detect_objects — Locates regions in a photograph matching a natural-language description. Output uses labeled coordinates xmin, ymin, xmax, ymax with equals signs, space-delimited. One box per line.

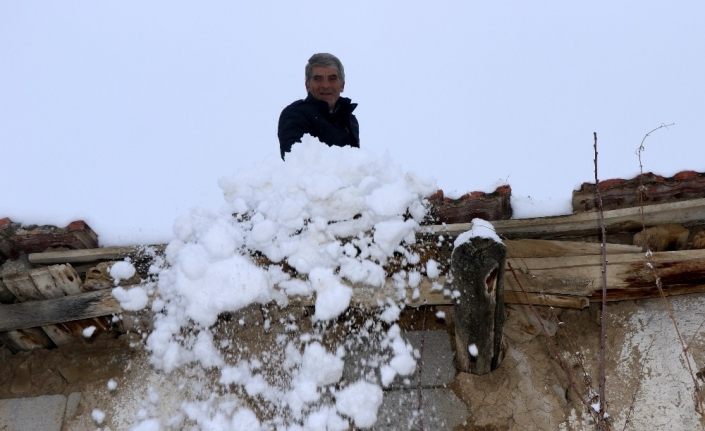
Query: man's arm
xmin=278 ymin=104 xmax=310 ymax=160
xmin=349 ymin=114 xmax=360 ymax=148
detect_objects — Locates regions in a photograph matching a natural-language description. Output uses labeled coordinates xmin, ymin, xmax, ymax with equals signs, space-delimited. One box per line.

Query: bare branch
xmin=635 ymin=123 xmax=703 ymax=416
xmin=594 ymin=132 xmax=610 ymax=429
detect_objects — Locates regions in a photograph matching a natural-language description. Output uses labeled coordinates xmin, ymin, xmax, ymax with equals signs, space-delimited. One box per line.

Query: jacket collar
xmin=305 ymin=93 xmax=357 ymax=114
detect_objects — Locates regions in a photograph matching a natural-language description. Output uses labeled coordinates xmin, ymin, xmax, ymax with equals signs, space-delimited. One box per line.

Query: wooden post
xmin=452 ymin=236 xmax=507 ymax=374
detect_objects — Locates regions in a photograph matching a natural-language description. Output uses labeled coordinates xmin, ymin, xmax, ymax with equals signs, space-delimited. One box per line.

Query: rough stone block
xmin=0 ymin=394 xmax=67 ymax=431
xmin=374 ymin=388 xmax=468 ymax=430
xmin=65 ymin=392 xmax=82 ymax=420
xmin=390 ymin=330 xmax=456 ymax=388
xmin=342 ymin=330 xmax=456 ymax=389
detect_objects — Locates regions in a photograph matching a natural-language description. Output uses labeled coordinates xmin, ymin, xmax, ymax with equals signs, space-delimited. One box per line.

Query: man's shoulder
xmin=281 ymin=98 xmax=305 ymax=111
xmin=281 ymin=98 xmax=317 ymax=117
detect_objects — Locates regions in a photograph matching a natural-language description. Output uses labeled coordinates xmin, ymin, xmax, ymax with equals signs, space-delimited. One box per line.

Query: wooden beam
xmin=0 ymin=275 xmax=595 ymax=333
xmin=505 ymin=249 xmax=705 ymax=297
xmin=22 ymin=198 xmax=705 ymax=267
xmin=425 ymin=198 xmax=705 ymax=239
xmin=26 ymin=238 xmax=641 ymax=274
xmin=589 ymin=284 xmax=705 ymax=302
xmin=0 ymin=263 xmax=114 ymax=347
xmin=504 ymin=239 xmax=641 ymax=258
xmin=28 ymin=245 xmax=164 ymax=265
xmin=0 ymin=289 xmax=120 ymax=332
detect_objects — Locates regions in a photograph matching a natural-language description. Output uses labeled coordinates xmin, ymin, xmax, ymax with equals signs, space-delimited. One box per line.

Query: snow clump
xmin=82 ymin=325 xmax=96 ymax=338
xmin=454 ymin=217 xmax=502 ymax=247
xmin=109 ymin=260 xmax=137 ymax=284
xmin=335 ymin=379 xmax=385 ymax=428
xmin=112 ymin=286 xmax=149 ymax=311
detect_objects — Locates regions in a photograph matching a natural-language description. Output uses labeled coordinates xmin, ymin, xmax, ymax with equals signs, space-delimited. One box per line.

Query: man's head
xmin=305 ymin=53 xmax=345 ymax=110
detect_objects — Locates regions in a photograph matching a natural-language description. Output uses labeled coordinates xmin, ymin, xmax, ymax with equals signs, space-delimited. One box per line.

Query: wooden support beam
xmin=503 ymin=239 xmax=640 ymax=258
xmin=0 ymin=263 xmax=113 ymax=349
xmin=451 ymin=236 xmax=507 ymax=375
xmin=10 ymin=244 xmax=704 ymax=333
xmin=0 ymin=277 xmax=594 ymax=333
xmin=425 ymin=198 xmax=705 ymax=239
xmin=11 ymin=207 xmax=705 ymax=349
xmin=28 ymin=245 xmax=165 ymax=265
xmin=0 ymin=289 xmax=120 ymax=332
xmin=505 ymin=248 xmax=705 ymax=297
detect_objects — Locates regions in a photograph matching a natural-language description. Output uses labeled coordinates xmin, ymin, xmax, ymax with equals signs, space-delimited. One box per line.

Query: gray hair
xmin=305 ymin=53 xmax=345 ymax=83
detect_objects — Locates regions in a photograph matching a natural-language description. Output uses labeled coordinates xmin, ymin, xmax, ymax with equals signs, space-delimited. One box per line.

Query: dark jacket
xmin=278 ymin=94 xmax=359 ymax=159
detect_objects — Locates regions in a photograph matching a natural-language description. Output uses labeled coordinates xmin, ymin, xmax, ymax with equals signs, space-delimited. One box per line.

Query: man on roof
xmin=278 ymin=53 xmax=360 ymax=160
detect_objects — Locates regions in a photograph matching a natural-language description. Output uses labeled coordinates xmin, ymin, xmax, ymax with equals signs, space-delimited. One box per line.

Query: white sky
xmin=1 ymin=1 xmax=704 ymax=245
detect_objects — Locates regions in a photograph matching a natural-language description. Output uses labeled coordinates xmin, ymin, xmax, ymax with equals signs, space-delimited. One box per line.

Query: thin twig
xmin=594 ymin=131 xmax=609 ymax=429
xmin=635 ymin=123 xmax=704 ymax=415
xmin=635 ymin=123 xmax=675 ymax=162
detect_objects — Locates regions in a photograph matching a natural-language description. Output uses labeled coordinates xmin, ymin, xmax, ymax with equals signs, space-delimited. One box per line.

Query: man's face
xmin=306 ymin=66 xmax=344 ymax=110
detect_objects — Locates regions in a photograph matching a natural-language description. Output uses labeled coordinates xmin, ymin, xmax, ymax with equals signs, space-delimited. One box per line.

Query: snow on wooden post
xmin=451 ymin=219 xmax=506 ymax=375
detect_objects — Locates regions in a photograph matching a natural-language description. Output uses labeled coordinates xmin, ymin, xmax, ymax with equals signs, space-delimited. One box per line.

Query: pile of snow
xmin=143 ymin=138 xmax=436 ymax=372
xmin=114 ymin=138 xmax=494 ymax=429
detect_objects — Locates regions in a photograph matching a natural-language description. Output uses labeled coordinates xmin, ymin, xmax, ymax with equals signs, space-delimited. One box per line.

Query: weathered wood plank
xmin=27 ymin=239 xmax=640 ymax=279
xmin=0 ymin=275 xmax=595 ymax=333
xmin=590 ymin=284 xmax=705 ymax=302
xmin=0 ymin=264 xmax=112 ymax=347
xmin=508 ymin=249 xmax=705 ymax=271
xmin=29 ymin=265 xmax=93 ymax=345
xmin=29 ymin=267 xmax=62 ymax=299
xmin=28 ymin=246 xmax=160 ymax=265
xmin=12 ymin=267 xmax=689 ymax=333
xmin=47 ymin=264 xmax=83 ymax=295
xmin=0 ymin=289 xmax=120 ymax=332
xmin=505 ymin=249 xmax=705 ymax=297
xmin=10 ymin=220 xmax=704 ymax=339
xmin=427 ymin=198 xmax=705 ymax=239
xmin=3 ymin=272 xmax=45 ymax=302
xmin=504 ymin=239 xmax=641 ymax=258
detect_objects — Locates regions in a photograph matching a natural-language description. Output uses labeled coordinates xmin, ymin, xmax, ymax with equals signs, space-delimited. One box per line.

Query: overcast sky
xmin=1 ymin=1 xmax=703 ymax=245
